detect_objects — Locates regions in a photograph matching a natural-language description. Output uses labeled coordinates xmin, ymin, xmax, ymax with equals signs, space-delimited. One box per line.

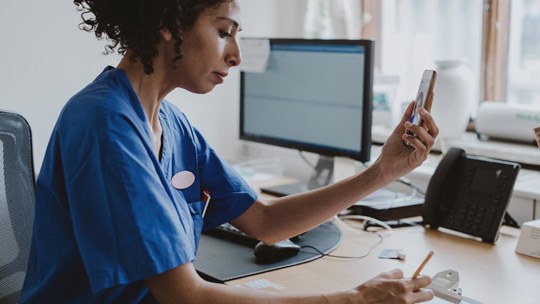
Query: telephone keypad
xmin=442 ymin=166 xmax=516 ymax=242
xmin=422 ymin=148 xmax=520 ymax=244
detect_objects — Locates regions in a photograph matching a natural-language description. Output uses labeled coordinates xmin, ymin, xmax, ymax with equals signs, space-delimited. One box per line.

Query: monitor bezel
xmin=239 ymin=38 xmax=374 ymax=162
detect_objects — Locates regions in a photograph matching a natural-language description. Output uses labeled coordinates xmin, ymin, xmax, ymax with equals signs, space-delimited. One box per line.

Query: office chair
xmin=0 ymin=111 xmax=35 ymax=304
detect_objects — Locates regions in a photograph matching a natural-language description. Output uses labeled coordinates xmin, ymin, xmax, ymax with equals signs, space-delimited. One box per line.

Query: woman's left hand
xmin=376 ymin=101 xmax=439 ymax=181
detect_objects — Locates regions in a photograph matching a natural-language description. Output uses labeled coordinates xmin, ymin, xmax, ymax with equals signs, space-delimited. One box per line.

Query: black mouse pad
xmin=194 ymin=221 xmax=342 ymax=282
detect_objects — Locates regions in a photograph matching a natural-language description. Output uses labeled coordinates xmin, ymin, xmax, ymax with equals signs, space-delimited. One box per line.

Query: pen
xmin=201 ymin=189 xmax=211 ymax=218
xmin=412 ymin=251 xmax=433 ymax=279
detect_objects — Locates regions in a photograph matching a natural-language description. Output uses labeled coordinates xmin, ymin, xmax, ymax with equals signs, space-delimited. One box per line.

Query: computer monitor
xmin=240 ymin=38 xmax=374 ymax=196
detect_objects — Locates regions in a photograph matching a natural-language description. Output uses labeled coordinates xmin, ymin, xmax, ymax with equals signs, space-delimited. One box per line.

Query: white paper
xmin=240 ymin=39 xmax=271 ymax=73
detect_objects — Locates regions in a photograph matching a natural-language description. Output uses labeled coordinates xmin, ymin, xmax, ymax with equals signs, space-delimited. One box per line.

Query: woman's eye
xmin=219 ymin=30 xmax=232 ymax=38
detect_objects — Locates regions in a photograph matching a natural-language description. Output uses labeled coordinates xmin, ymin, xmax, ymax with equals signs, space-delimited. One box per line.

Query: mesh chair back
xmin=0 ymin=111 xmax=35 ymax=304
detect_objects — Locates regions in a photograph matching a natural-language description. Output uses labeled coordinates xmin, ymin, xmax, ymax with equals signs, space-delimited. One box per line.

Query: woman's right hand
xmin=351 ymin=269 xmax=434 ymax=304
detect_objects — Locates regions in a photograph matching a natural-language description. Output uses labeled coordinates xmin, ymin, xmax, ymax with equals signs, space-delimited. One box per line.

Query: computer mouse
xmin=253 ymin=239 xmax=301 ymax=264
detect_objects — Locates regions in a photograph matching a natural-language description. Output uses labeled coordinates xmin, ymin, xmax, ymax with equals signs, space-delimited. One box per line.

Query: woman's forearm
xmin=255 ymin=161 xmax=391 ymax=243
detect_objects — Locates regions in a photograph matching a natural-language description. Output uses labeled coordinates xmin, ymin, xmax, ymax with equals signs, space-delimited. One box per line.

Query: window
xmin=301 ymin=0 xmax=538 ymax=110
xmin=379 ymin=0 xmax=484 ymax=103
xmin=507 ymin=0 xmax=540 ymax=106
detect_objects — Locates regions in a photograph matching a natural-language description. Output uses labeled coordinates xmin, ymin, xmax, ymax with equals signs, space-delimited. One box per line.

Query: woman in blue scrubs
xmin=21 ymin=0 xmax=439 ymax=303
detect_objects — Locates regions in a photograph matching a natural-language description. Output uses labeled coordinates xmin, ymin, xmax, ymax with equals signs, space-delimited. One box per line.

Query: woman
xmin=21 ymin=0 xmax=438 ymax=303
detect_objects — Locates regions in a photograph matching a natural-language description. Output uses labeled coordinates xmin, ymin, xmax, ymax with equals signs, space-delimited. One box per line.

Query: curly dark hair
xmin=74 ymin=0 xmax=233 ymax=74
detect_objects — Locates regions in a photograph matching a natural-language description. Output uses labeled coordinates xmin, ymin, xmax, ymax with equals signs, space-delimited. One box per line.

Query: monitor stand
xmin=260 ymin=155 xmax=334 ymax=197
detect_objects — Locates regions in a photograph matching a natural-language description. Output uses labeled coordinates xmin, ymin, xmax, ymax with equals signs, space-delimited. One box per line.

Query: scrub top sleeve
xmin=64 ymin=113 xmax=195 ymax=293
xmin=191 ymin=128 xmax=258 ymax=230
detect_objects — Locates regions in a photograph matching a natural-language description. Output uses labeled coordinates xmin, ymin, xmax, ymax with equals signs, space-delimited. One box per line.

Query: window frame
xmin=481 ymin=0 xmax=511 ymax=102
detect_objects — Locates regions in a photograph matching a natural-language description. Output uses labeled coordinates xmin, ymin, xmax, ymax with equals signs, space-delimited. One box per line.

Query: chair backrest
xmin=0 ymin=111 xmax=35 ymax=304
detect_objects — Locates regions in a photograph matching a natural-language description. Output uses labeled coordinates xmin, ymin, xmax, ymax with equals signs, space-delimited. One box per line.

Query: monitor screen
xmin=240 ymin=39 xmax=374 ymax=163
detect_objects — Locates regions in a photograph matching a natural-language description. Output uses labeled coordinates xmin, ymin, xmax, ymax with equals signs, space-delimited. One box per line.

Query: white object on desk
xmin=431 ymin=59 xmax=475 ymax=140
xmin=427 ymin=270 xmax=463 ymax=303
xmin=476 ymin=102 xmax=540 ymax=143
xmin=515 ymin=219 xmax=540 ymax=259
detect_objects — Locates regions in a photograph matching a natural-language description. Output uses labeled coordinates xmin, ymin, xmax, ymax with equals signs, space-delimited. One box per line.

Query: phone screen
xmin=409 ymin=70 xmax=436 ymax=126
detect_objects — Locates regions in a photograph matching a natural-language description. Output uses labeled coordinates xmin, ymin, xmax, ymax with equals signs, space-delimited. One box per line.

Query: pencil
xmin=412 ymin=251 xmax=433 ymax=279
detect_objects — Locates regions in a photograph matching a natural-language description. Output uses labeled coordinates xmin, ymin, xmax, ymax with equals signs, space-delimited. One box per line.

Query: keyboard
xmin=205 ymin=223 xmax=260 ymax=247
xmin=205 ymin=223 xmax=303 ymax=247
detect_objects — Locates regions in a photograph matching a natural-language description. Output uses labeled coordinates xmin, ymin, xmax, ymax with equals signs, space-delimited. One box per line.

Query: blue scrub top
xmin=21 ymin=66 xmax=258 ymax=303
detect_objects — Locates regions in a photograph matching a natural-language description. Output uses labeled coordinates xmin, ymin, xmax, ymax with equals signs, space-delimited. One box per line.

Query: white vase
xmin=431 ymin=59 xmax=476 ymax=139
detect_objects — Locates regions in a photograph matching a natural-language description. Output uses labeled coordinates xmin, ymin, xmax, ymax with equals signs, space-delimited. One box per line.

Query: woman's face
xmin=172 ymin=0 xmax=242 ymax=94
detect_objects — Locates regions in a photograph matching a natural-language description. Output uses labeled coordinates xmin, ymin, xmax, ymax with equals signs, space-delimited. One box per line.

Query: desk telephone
xmin=422 ymin=148 xmax=520 ymax=243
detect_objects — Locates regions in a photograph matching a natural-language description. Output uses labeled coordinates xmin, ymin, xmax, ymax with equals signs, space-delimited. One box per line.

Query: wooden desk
xmin=228 ymin=220 xmax=540 ymax=303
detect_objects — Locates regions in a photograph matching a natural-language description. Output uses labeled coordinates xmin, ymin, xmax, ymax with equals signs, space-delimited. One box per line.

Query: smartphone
xmin=408 ymin=70 xmax=437 ymax=129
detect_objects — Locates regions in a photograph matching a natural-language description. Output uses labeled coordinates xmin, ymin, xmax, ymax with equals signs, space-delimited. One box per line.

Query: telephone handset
xmin=422 ymin=148 xmax=520 ymax=243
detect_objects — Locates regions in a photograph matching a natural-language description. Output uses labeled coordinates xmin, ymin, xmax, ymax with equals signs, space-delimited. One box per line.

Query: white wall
xmin=1 ymin=0 xmax=119 ymax=170
xmin=0 ymin=0 xmax=308 ymax=171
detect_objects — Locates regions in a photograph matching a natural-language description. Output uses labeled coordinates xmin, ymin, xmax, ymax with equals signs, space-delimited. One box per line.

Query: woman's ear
xmin=159 ymin=27 xmax=173 ymax=42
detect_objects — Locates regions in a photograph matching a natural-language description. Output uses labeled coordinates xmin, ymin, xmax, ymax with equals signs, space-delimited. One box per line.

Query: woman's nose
xmin=226 ymin=42 xmax=242 ymax=67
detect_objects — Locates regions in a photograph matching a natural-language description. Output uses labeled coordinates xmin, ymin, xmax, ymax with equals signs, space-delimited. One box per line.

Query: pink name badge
xmin=171 ymin=171 xmax=195 ymax=190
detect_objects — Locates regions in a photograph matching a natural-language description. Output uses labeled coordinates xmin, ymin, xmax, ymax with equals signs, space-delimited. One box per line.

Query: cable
xmin=301 ymin=233 xmax=383 ymax=260
xmin=298 ymin=151 xmax=316 ymax=169
xmin=338 ymin=215 xmax=393 ymax=237
xmin=299 ymin=215 xmax=391 ymax=260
